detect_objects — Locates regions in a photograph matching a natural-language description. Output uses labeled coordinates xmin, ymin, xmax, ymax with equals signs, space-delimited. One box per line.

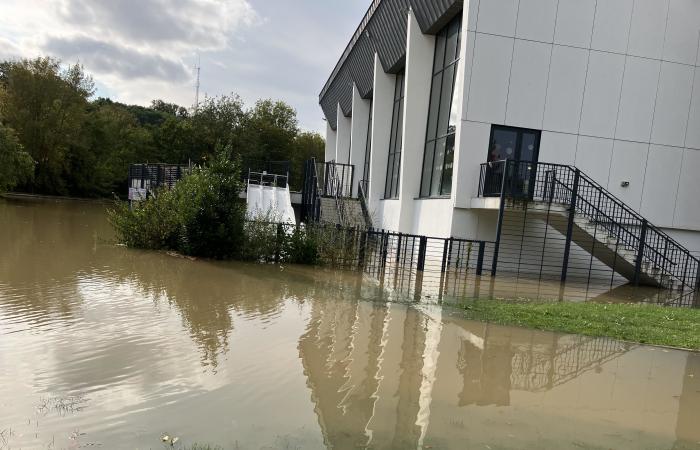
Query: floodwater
xmin=0 ymin=198 xmax=698 ymax=450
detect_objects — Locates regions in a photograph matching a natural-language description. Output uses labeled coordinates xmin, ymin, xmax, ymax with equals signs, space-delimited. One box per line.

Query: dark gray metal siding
xmin=320 ymin=0 xmax=462 ymax=130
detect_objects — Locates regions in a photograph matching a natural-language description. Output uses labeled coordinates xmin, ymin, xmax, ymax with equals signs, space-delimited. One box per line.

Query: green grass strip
xmin=457 ymin=300 xmax=700 ymax=351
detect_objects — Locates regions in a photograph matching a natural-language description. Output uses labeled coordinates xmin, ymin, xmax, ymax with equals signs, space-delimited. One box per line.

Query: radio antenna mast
xmin=194 ymin=54 xmax=201 ymax=112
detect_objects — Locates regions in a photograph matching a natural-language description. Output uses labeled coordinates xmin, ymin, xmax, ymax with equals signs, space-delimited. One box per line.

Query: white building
xmin=318 ymin=0 xmax=700 ymax=288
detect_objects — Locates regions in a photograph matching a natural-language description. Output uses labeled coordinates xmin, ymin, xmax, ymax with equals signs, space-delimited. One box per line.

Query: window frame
xmin=384 ymin=71 xmax=405 ymax=200
xmin=419 ymin=14 xmax=463 ymax=199
xmin=361 ymin=99 xmax=373 ymax=193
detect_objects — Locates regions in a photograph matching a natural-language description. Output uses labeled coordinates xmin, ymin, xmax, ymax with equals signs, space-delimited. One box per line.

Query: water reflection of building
xmin=299 ymin=299 xmax=699 ymax=449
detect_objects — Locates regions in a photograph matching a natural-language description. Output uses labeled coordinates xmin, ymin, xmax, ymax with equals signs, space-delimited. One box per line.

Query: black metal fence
xmin=128 ymin=164 xmax=189 ymax=199
xmin=479 ymin=160 xmax=700 ymax=292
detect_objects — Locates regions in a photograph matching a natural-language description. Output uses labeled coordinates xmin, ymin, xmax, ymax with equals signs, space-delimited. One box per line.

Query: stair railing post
xmin=633 ymin=219 xmax=648 ymax=286
xmin=561 ymin=168 xmax=580 ymax=283
xmin=491 ymin=160 xmax=509 ymax=277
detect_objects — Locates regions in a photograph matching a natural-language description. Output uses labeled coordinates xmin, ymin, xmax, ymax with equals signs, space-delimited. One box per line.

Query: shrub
xmin=108 ymin=152 xmax=246 ymax=259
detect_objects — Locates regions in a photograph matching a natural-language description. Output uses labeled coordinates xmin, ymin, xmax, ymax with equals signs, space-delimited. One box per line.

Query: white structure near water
xmin=320 ymin=0 xmax=700 ymax=257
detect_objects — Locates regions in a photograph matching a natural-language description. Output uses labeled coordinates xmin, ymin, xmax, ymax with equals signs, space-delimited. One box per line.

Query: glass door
xmin=483 ymin=125 xmax=541 ymax=198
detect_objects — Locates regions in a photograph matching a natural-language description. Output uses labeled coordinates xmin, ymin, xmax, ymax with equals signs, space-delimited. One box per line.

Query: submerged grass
xmin=457 ymin=300 xmax=700 ymax=350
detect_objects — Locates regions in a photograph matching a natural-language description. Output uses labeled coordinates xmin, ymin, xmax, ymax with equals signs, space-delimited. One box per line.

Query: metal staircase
xmin=479 ymin=160 xmax=700 ymax=291
xmin=301 ymin=158 xmax=370 ymax=229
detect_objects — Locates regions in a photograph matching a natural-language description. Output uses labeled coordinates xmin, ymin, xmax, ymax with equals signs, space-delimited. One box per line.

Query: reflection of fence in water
xmin=510 ymin=335 xmax=627 ymax=392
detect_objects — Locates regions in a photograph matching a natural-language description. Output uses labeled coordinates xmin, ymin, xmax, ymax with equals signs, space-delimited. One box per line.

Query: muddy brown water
xmin=0 ymin=197 xmax=698 ymax=450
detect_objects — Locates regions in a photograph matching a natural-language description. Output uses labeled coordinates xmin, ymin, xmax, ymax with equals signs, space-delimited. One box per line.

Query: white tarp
xmin=246 ymin=184 xmax=296 ymax=224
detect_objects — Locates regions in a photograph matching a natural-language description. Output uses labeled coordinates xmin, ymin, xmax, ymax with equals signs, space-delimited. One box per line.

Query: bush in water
xmin=108 ymin=152 xmax=246 ymax=259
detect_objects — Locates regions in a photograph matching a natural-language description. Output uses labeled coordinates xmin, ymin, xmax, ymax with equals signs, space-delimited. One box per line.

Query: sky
xmin=0 ymin=0 xmax=369 ymax=134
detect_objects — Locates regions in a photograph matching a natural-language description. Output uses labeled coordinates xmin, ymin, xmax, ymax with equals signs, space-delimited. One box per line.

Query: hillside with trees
xmin=0 ymin=57 xmax=324 ymax=197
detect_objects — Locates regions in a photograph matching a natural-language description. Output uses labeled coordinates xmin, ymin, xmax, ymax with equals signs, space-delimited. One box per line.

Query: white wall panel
xmin=640 ymin=144 xmax=683 ymax=226
xmin=543 ymin=45 xmax=588 ymax=134
xmin=591 ymin=0 xmax=634 ymax=54
xmin=467 ymin=0 xmax=480 ymax=31
xmin=579 ymin=51 xmax=626 ymax=139
xmin=663 ymin=0 xmax=700 ymax=65
xmin=553 ymin=0 xmax=596 ymax=48
xmin=505 ymin=40 xmax=551 ymax=129
xmin=651 ymin=62 xmax=694 ymax=148
xmin=336 ymin=108 xmax=352 ymax=164
xmin=461 ymin=31 xmax=476 ymax=122
xmin=628 ymin=0 xmax=669 ymax=60
xmin=674 ymin=149 xmax=700 ymax=229
xmin=466 ymin=34 xmax=513 ymax=124
xmin=575 ymin=136 xmax=614 ymax=186
xmin=516 ymin=0 xmax=558 ymax=43
xmin=476 ymin=0 xmax=519 ymax=37
xmin=325 ymin=122 xmax=337 ymax=162
xmin=538 ymin=131 xmax=577 ymax=165
xmin=454 ymin=120 xmax=491 ymax=207
xmin=686 ymin=68 xmax=700 ymax=150
xmin=615 ymin=57 xmax=660 ymax=142
xmin=607 ymin=141 xmax=649 ymax=211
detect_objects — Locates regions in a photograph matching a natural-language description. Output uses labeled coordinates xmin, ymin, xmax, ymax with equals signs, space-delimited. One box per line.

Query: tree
xmin=0 ymin=57 xmax=94 ymax=194
xmin=68 ymin=102 xmax=153 ymax=196
xmin=236 ymin=99 xmax=299 ymax=163
xmin=151 ymin=99 xmax=189 ymax=118
xmin=0 ymin=124 xmax=34 ymax=192
xmin=289 ymin=131 xmax=324 ymax=189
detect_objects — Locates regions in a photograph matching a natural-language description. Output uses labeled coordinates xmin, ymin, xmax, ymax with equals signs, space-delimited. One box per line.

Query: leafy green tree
xmin=68 ymin=102 xmax=153 ymax=196
xmin=0 ymin=57 xmax=94 ymax=194
xmin=151 ymin=99 xmax=189 ymax=118
xmin=235 ymin=99 xmax=299 ymax=163
xmin=0 ymin=124 xmax=34 ymax=192
xmin=289 ymin=131 xmax=325 ymax=189
xmin=108 ymin=148 xmax=246 ymax=259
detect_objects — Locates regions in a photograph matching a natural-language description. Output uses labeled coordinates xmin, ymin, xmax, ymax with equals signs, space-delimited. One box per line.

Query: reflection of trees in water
xmin=0 ymin=198 xmax=371 ymax=368
xmin=0 ymin=199 xmax=111 ymax=321
xmin=104 ymin=251 xmax=365 ymax=368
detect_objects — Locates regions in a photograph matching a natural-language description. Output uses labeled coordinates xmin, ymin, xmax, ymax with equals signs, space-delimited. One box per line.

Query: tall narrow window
xmin=420 ymin=15 xmax=462 ymax=198
xmin=361 ymin=99 xmax=373 ymax=195
xmin=385 ymin=71 xmax=405 ymax=199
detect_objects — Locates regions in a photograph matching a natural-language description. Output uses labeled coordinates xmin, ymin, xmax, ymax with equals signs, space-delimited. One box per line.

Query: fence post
xmin=491 ymin=160 xmax=509 ymax=277
xmin=476 ymin=242 xmax=486 ymax=276
xmin=396 ymin=233 xmax=403 ymax=262
xmin=561 ymin=168 xmax=580 ymax=283
xmin=441 ymin=238 xmax=453 ymax=273
xmin=381 ymin=231 xmax=389 ymax=268
xmin=417 ymin=236 xmax=427 ymax=272
xmin=358 ymin=230 xmax=367 ymax=269
xmin=695 ymin=259 xmax=700 ymax=291
xmin=633 ymin=219 xmax=648 ymax=286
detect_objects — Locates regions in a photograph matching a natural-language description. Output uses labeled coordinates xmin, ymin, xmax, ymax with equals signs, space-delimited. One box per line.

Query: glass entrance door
xmin=483 ymin=125 xmax=541 ymax=198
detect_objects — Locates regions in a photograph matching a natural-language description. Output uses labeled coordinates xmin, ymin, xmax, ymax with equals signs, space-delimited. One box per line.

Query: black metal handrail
xmin=358 ymin=181 xmax=373 ymax=229
xmin=478 ymin=160 xmax=699 ymax=291
xmin=326 ymin=161 xmax=348 ymax=226
xmin=301 ymin=158 xmax=321 ymax=222
xmin=317 ymin=161 xmax=355 ymax=198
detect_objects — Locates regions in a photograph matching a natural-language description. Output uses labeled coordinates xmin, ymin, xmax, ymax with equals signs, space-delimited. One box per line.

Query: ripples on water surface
xmin=0 ymin=198 xmax=698 ymax=450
